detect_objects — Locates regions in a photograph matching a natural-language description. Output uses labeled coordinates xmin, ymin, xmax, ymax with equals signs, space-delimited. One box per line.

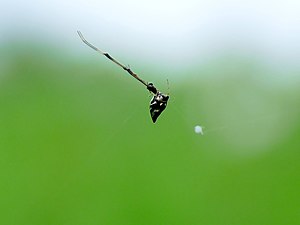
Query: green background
xmin=1 ymin=38 xmax=300 ymax=225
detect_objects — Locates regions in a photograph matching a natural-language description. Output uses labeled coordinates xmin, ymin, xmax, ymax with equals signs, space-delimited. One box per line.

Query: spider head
xmin=146 ymin=82 xmax=158 ymax=94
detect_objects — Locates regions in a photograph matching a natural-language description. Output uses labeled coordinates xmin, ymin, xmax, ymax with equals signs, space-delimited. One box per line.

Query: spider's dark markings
xmin=77 ymin=31 xmax=169 ymax=123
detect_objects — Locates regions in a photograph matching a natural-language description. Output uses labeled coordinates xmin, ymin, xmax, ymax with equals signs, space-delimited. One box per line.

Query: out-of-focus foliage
xmin=0 ymin=44 xmax=299 ymax=225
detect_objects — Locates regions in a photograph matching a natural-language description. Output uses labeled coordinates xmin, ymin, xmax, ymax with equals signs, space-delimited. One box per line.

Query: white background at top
xmin=1 ymin=0 xmax=299 ymax=72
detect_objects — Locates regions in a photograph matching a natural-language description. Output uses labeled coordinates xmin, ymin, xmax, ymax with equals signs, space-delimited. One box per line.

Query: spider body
xmin=149 ymin=92 xmax=169 ymax=123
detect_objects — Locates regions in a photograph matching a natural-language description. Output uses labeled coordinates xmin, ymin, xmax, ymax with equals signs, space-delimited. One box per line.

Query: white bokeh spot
xmin=194 ymin=125 xmax=204 ymax=135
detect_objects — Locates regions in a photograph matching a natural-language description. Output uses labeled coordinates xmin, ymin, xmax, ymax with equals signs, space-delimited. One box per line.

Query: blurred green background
xmin=1 ymin=1 xmax=300 ymax=225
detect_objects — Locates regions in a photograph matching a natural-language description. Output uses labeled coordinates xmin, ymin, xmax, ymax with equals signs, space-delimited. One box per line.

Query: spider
xmin=77 ymin=31 xmax=169 ymax=123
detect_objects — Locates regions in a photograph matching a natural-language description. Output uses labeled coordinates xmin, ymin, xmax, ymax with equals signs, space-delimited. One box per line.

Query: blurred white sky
xmin=1 ymin=0 xmax=299 ymax=73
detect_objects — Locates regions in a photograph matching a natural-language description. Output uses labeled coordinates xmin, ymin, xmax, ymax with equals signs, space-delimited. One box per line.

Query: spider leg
xmin=77 ymin=31 xmax=149 ymax=88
